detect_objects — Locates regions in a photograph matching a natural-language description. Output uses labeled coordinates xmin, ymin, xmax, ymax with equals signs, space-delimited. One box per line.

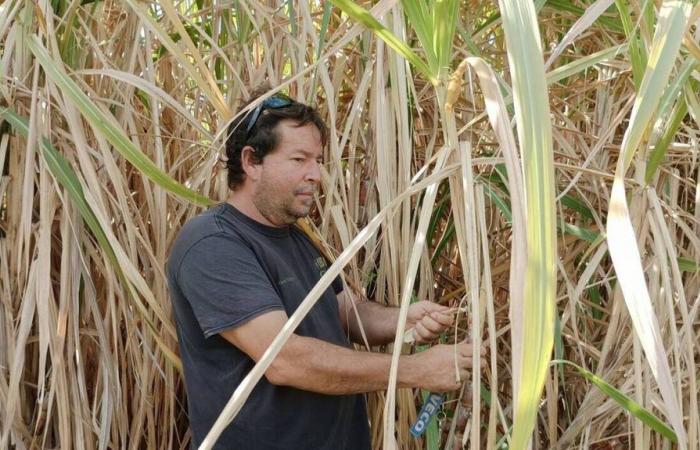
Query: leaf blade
xmin=329 ymin=0 xmax=436 ymax=83
xmin=27 ymin=35 xmax=214 ymax=207
xmin=554 ymin=360 xmax=677 ymax=443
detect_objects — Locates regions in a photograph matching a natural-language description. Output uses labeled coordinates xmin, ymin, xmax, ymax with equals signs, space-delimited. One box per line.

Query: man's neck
xmin=226 ymin=191 xmax=286 ymax=228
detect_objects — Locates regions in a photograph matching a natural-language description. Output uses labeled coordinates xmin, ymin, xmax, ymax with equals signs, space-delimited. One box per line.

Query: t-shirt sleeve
xmin=331 ymin=274 xmax=344 ymax=295
xmin=175 ymin=234 xmax=284 ymax=338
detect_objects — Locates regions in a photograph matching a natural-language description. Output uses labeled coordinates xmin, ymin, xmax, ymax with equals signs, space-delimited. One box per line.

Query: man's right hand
xmin=406 ymin=342 xmax=480 ymax=392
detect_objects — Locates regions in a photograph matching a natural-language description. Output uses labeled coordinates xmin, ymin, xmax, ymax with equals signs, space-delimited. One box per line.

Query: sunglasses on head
xmin=245 ymin=93 xmax=293 ymax=136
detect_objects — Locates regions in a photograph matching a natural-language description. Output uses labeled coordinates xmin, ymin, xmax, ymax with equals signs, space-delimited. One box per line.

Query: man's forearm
xmin=341 ymin=301 xmax=401 ymax=346
xmin=221 ymin=309 xmax=469 ymax=396
xmin=267 ymin=333 xmax=422 ymax=394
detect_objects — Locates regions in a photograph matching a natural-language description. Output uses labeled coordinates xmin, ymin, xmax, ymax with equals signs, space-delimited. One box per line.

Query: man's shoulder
xmin=168 ymin=204 xmax=248 ymax=273
xmin=174 ymin=204 xmax=236 ymax=242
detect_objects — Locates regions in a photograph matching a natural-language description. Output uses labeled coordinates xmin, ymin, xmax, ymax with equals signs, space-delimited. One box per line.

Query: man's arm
xmin=220 ymin=310 xmax=473 ymax=395
xmin=337 ymin=290 xmax=454 ymax=346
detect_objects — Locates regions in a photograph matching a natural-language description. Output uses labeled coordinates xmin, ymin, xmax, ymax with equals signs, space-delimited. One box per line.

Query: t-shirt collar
xmin=221 ymin=203 xmax=291 ymax=237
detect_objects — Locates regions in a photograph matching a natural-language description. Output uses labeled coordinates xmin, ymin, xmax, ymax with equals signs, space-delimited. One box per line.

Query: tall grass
xmin=1 ymin=0 xmax=698 ymax=448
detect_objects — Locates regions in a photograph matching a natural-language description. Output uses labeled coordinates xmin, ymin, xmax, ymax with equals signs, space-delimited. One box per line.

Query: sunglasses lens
xmin=245 ymin=94 xmax=293 ymax=134
xmin=265 ymin=96 xmax=292 ymax=108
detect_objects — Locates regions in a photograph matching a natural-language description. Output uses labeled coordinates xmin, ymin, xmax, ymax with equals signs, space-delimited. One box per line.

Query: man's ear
xmin=240 ymin=146 xmax=262 ymax=181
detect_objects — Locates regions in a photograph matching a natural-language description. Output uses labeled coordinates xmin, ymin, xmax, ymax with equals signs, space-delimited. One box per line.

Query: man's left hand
xmin=406 ymin=301 xmax=454 ymax=344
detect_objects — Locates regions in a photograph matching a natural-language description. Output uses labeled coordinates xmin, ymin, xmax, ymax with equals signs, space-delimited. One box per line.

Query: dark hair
xmin=225 ymin=90 xmax=328 ymax=190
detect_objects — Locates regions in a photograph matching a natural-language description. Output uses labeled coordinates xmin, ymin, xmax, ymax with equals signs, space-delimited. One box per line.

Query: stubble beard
xmin=254 ymin=185 xmax=313 ymax=226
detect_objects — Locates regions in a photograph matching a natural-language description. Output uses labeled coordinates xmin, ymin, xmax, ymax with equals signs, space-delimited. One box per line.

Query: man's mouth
xmin=295 ymin=187 xmax=316 ymax=196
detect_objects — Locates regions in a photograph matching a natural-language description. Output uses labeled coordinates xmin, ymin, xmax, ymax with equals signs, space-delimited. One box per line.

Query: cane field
xmin=1 ymin=0 xmax=699 ymax=449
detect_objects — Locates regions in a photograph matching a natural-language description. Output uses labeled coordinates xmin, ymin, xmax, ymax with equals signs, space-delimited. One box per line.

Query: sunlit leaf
xmin=27 ymin=35 xmax=214 ymax=207
xmin=497 ymin=0 xmax=557 ymax=447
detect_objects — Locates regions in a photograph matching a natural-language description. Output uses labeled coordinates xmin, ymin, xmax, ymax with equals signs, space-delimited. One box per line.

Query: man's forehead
xmin=275 ymin=121 xmax=323 ymax=150
xmin=276 ymin=119 xmax=321 ymax=135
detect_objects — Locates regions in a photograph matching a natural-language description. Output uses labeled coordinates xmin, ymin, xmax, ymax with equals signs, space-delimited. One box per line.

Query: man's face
xmin=251 ymin=120 xmax=323 ymax=226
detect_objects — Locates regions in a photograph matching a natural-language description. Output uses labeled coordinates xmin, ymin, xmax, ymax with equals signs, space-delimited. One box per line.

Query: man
xmin=167 ymin=91 xmax=476 ymax=449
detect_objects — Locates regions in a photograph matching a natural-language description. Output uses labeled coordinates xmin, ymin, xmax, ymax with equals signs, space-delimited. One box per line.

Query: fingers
xmin=455 ymin=342 xmax=472 ymax=356
xmin=420 ymin=344 xmax=481 ymax=391
xmin=429 ymin=311 xmax=453 ymax=327
xmin=408 ymin=301 xmax=448 ymax=323
xmin=413 ymin=323 xmax=436 ymax=344
xmin=422 ymin=302 xmax=450 ymax=314
xmin=450 ymin=365 xmax=469 ymax=389
xmin=455 ymin=342 xmax=487 ymax=368
xmin=457 ymin=352 xmax=473 ymax=369
xmin=424 ymin=314 xmax=450 ymax=333
xmin=437 ymin=343 xmax=488 ymax=391
xmin=413 ymin=312 xmax=453 ymax=343
xmin=414 ymin=321 xmax=443 ymax=343
xmin=457 ymin=366 xmax=469 ymax=382
xmin=457 ymin=340 xmax=488 ymax=355
xmin=444 ymin=375 xmax=465 ymax=392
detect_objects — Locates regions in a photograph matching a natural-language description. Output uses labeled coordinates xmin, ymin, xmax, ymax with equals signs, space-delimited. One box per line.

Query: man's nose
xmin=305 ymin=160 xmax=321 ymax=183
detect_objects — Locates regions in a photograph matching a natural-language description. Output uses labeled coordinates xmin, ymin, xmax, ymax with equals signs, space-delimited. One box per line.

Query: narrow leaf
xmin=677 ymin=257 xmax=699 ymax=273
xmin=329 ymin=0 xmax=436 ymax=83
xmin=27 ymin=35 xmax=213 ymax=207
xmin=497 ymin=1 xmax=557 ymax=449
xmin=122 ymin=0 xmax=229 ymax=116
xmin=553 ymin=360 xmax=677 ymax=443
xmin=606 ymin=2 xmax=692 ymax=447
xmin=544 ymin=0 xmax=615 ymax=70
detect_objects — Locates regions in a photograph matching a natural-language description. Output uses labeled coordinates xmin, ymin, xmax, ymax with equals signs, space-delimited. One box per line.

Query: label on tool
xmin=409 ymin=393 xmax=444 ymax=437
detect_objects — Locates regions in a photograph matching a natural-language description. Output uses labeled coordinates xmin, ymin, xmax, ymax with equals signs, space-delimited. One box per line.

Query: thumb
xmin=424 ymin=302 xmax=449 ymax=313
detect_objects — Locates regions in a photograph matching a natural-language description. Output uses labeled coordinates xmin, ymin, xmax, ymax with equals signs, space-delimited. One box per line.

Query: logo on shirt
xmin=315 ymin=256 xmax=328 ymax=276
xmin=279 ymin=276 xmax=296 ymax=286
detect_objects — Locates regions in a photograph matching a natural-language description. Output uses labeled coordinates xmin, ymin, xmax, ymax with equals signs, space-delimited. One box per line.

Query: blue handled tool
xmin=409 ymin=393 xmax=444 ymax=437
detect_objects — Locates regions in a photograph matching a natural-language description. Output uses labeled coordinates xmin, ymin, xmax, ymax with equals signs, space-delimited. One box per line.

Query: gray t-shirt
xmin=167 ymin=203 xmax=370 ymax=449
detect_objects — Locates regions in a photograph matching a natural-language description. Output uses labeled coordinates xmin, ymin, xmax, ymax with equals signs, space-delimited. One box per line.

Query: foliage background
xmin=0 ymin=0 xmax=698 ymax=448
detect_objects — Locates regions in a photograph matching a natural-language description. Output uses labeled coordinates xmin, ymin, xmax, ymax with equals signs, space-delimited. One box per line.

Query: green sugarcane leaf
xmin=645 ymin=58 xmax=695 ymax=183
xmin=588 ymin=285 xmax=604 ymax=320
xmin=677 ymin=257 xmax=699 ymax=273
xmin=559 ymin=221 xmax=600 ymax=243
xmin=474 ymin=0 xmax=624 ymax=39
xmin=546 ymin=0 xmax=623 ymax=32
xmin=553 ymin=360 xmax=677 ymax=443
xmin=645 ymin=98 xmax=688 ymax=183
xmin=484 ymin=182 xmax=598 ymax=243
xmin=328 ymin=0 xmax=436 ymax=83
xmin=401 ymin=1 xmax=437 ymax=73
xmin=497 ymin=0 xmax=557 ymax=448
xmin=432 ymin=0 xmax=459 ymax=76
xmin=483 ymin=183 xmax=513 ymax=223
xmin=546 ymin=44 xmax=627 ymax=85
xmin=27 ymin=35 xmax=213 ymax=207
xmin=402 ymin=0 xmax=462 ymax=79
xmin=561 ymin=195 xmax=594 ymax=221
xmin=614 ymin=0 xmax=647 ymax=89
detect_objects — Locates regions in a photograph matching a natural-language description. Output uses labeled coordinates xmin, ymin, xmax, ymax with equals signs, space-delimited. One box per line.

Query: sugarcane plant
xmin=1 ymin=0 xmax=698 ymax=449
